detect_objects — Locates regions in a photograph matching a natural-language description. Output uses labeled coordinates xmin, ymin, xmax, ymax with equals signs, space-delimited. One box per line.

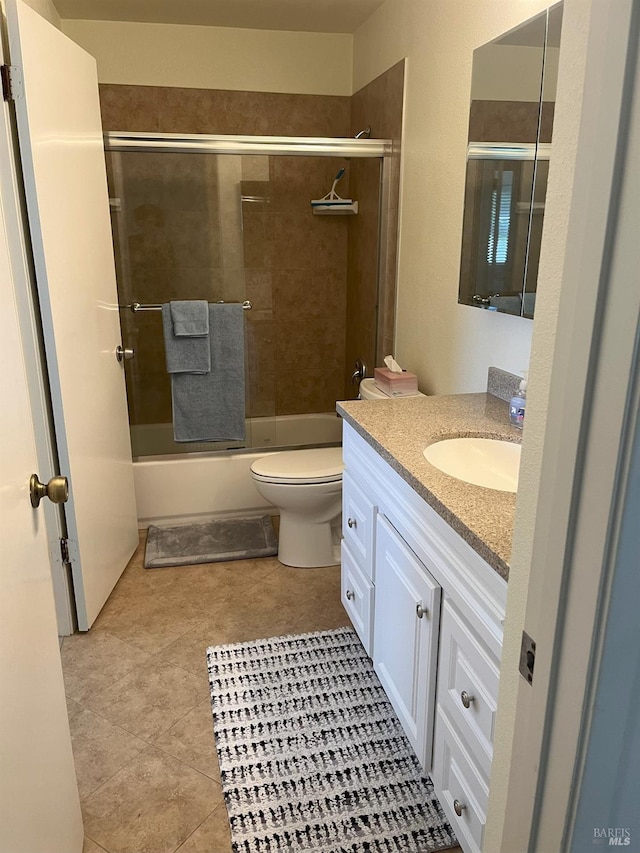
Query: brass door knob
xmin=30 ymin=474 xmax=69 ymax=508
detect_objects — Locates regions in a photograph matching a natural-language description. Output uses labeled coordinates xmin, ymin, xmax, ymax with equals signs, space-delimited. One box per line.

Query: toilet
xmin=358 ymin=377 xmax=426 ymax=400
xmin=251 ymin=380 xmax=424 ymax=569
xmin=250 ymin=447 xmax=344 ymax=568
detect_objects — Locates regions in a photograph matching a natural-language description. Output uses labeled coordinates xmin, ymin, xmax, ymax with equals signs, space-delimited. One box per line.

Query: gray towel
xmin=171 ymin=303 xmax=246 ymax=442
xmin=170 ymin=300 xmax=209 ymax=336
xmin=162 ymin=304 xmax=211 ymax=374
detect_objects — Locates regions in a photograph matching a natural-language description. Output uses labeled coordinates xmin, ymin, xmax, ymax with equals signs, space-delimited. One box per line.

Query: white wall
xmin=61 ymin=19 xmax=353 ymax=95
xmin=23 ymin=0 xmax=60 ymax=28
xmin=352 ymin=0 xmax=560 ymax=394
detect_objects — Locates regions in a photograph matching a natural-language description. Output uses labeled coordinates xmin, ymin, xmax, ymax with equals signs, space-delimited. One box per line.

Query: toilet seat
xmin=250 ymin=447 xmax=343 ymax=485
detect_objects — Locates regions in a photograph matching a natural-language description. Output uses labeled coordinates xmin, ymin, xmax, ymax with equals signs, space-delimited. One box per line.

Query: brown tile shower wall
xmin=101 ymin=85 xmax=351 ymax=421
xmin=346 ymin=60 xmax=404 ymax=399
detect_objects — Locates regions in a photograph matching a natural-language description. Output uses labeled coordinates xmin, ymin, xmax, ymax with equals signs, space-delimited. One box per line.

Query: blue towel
xmin=171 ymin=303 xmax=246 ymax=442
xmin=162 ymin=304 xmax=211 ymax=374
xmin=170 ymin=300 xmax=209 ymax=336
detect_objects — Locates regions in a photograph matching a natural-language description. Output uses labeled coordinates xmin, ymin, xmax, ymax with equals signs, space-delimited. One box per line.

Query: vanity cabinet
xmin=341 ymin=421 xmax=507 ymax=853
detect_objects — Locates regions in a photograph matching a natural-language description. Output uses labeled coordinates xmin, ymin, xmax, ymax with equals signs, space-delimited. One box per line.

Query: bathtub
xmin=132 ymin=412 xmax=343 ymax=527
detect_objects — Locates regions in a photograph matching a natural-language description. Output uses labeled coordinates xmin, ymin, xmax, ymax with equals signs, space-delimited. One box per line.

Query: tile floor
xmin=62 ymin=529 xmax=350 ymax=853
xmin=63 ymin=529 xmax=462 ymax=853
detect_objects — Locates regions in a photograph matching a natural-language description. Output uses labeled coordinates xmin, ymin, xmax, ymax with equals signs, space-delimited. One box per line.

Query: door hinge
xmin=1 ymin=65 xmax=23 ymax=102
xmin=519 ymin=630 xmax=536 ymax=684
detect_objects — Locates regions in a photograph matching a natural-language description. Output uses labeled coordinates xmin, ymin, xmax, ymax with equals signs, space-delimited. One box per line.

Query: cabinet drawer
xmin=437 ymin=598 xmax=500 ymax=780
xmin=342 ymin=470 xmax=376 ymax=581
xmin=341 ymin=542 xmax=374 ymax=655
xmin=432 ymin=709 xmax=488 ymax=853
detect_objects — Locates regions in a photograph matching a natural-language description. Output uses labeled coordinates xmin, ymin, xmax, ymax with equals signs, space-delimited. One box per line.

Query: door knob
xmin=453 ymin=799 xmax=466 ymax=817
xmin=30 ymin=474 xmax=69 ymax=508
xmin=116 ymin=345 xmax=135 ymax=362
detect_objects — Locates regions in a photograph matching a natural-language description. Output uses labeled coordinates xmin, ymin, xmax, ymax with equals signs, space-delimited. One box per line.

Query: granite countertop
xmin=337 ymin=393 xmax=522 ymax=581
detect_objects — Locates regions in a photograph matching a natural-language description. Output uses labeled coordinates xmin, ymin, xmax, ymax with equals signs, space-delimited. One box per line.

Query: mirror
xmin=458 ymin=3 xmax=563 ymax=318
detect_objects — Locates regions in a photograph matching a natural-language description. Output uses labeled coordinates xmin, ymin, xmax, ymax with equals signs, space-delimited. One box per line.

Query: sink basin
xmin=423 ymin=437 xmax=521 ymax=492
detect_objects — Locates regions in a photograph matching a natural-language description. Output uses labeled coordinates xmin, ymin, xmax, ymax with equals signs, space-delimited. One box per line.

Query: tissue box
xmin=374 ymin=367 xmax=418 ymax=397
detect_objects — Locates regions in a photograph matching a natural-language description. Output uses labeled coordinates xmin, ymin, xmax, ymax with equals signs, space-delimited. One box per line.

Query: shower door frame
xmin=104 ymin=131 xmax=396 ymax=453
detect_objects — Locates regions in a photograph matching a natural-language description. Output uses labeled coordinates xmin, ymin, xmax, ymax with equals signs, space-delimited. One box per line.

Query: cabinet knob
xmin=453 ymin=799 xmax=466 ymax=817
xmin=347 ymin=517 xmax=357 ymax=529
xmin=460 ymin=691 xmax=475 ymax=709
xmin=346 ymin=589 xmax=354 ymax=601
xmin=416 ymin=603 xmax=427 ymax=619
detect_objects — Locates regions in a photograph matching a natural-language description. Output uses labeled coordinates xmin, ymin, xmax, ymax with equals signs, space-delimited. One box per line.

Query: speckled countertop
xmin=337 ymin=393 xmax=522 ymax=581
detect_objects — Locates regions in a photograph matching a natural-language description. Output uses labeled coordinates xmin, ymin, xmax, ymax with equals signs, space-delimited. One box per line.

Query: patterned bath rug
xmin=207 ymin=626 xmax=457 ymax=852
xmin=144 ymin=515 xmax=277 ymax=568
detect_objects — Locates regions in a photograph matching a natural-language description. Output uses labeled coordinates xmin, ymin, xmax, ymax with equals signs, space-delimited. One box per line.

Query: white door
xmin=373 ymin=514 xmax=441 ymax=771
xmin=0 ymin=182 xmax=83 ymax=852
xmin=6 ymin=0 xmax=139 ymax=629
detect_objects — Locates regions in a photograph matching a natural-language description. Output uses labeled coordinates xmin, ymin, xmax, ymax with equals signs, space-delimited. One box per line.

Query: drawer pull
xmin=347 ymin=517 xmax=357 ymax=529
xmin=453 ymin=799 xmax=466 ymax=817
xmin=346 ymin=589 xmax=355 ymax=601
xmin=460 ymin=691 xmax=475 ymax=709
xmin=416 ymin=603 xmax=427 ymax=619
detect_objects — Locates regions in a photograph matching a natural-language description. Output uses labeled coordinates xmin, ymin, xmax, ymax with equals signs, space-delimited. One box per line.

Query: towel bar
xmin=120 ymin=300 xmax=252 ymax=313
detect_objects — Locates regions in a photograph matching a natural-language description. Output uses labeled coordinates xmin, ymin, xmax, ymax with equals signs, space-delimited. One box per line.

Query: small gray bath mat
xmin=144 ymin=515 xmax=277 ymax=568
xmin=207 ymin=626 xmax=457 ymax=852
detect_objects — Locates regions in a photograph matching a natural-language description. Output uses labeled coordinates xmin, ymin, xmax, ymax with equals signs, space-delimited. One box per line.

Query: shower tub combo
xmin=105 ymin=132 xmax=394 ymax=528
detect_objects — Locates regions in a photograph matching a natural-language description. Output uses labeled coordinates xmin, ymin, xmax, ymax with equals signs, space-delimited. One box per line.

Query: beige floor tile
xmin=85 ymin=661 xmax=206 ymax=741
xmin=66 ymin=695 xmax=83 ymax=722
xmin=83 ymin=837 xmax=108 ymax=853
xmin=260 ymin=562 xmax=342 ymax=600
xmin=82 ymin=746 xmax=222 ymax=853
xmin=222 ymin=576 xmax=343 ymax=642
xmin=61 ymin=630 xmax=151 ymax=703
xmin=176 ymin=803 xmax=232 ymax=853
xmin=92 ymin=594 xmax=205 ymax=656
xmin=301 ymin=596 xmax=351 ymax=634
xmin=158 ymin=615 xmax=250 ymax=676
xmin=69 ymin=707 xmax=147 ymax=800
xmin=153 ymin=700 xmax=220 ymax=783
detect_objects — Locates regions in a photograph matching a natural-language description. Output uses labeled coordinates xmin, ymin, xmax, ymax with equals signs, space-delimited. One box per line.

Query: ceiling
xmin=53 ymin=0 xmax=388 ymax=33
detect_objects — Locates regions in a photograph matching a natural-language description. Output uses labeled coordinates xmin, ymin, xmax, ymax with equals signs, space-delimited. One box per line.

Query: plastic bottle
xmin=509 ymin=374 xmax=528 ymax=429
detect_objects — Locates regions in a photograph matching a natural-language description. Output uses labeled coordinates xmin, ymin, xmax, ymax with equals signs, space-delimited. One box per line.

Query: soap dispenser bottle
xmin=509 ymin=374 xmax=527 ymax=429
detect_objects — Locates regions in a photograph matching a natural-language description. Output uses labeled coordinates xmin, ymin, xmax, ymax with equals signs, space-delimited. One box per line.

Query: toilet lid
xmin=250 ymin=447 xmax=343 ymax=484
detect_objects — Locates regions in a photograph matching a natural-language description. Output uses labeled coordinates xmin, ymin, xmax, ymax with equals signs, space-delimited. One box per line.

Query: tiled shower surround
xmin=101 ymin=63 xmax=404 ymax=436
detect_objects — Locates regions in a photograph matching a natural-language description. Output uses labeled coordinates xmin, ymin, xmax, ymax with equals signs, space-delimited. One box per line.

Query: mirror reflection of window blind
xmin=487 ymin=169 xmax=513 ymax=265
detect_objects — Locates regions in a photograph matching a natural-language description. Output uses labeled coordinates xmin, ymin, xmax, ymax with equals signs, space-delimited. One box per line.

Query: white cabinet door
xmin=7 ymin=0 xmax=139 ymax=629
xmin=373 ymin=513 xmax=441 ymax=771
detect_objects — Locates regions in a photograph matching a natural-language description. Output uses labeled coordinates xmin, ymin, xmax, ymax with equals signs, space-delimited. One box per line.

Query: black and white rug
xmin=207 ymin=627 xmax=457 ymax=852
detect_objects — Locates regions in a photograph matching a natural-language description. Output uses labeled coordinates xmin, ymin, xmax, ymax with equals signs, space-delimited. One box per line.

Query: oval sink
xmin=423 ymin=437 xmax=521 ymax=492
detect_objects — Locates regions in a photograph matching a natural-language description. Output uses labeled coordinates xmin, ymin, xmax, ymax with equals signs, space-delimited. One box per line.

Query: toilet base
xmin=277 ymin=511 xmax=341 ymax=568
